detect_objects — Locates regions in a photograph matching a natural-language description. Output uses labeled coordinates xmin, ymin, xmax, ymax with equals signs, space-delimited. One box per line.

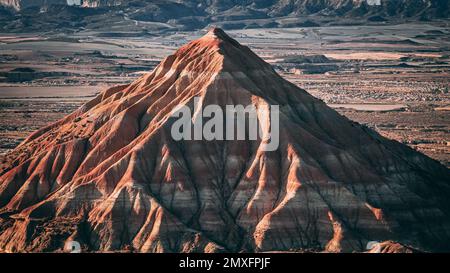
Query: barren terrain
xmin=1 ymin=21 xmax=449 ymax=168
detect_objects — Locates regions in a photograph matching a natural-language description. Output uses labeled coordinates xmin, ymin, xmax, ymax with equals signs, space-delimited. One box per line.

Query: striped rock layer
xmin=0 ymin=28 xmax=449 ymax=253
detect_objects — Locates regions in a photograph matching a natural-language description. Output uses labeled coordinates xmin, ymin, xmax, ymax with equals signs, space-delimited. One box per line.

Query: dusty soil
xmin=0 ymin=22 xmax=449 ymax=167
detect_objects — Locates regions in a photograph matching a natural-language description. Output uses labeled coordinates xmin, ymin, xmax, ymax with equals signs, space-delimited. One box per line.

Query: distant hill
xmin=0 ymin=0 xmax=448 ymax=32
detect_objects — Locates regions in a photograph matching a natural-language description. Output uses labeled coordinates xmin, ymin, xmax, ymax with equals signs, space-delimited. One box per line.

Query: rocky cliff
xmin=0 ymin=28 xmax=449 ymax=253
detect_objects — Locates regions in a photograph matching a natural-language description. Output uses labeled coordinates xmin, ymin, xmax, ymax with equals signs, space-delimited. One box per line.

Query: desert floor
xmin=0 ymin=22 xmax=449 ymax=168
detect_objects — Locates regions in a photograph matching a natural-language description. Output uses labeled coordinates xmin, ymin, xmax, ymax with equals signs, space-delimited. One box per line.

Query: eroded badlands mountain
xmin=0 ymin=28 xmax=450 ymax=253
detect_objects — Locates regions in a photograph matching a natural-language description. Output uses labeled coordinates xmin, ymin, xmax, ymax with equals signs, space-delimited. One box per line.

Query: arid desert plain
xmin=0 ymin=21 xmax=449 ymax=171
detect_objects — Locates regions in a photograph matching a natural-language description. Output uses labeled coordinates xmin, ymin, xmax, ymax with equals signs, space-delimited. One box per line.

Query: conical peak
xmin=200 ymin=27 xmax=241 ymax=47
xmin=205 ymin=27 xmax=230 ymax=40
xmin=160 ymin=27 xmax=273 ymax=77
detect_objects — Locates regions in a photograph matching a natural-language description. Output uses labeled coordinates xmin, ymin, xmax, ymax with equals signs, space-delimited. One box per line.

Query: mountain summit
xmin=0 ymin=28 xmax=449 ymax=253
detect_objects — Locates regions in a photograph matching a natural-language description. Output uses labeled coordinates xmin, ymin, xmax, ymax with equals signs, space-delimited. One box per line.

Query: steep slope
xmin=0 ymin=28 xmax=450 ymax=253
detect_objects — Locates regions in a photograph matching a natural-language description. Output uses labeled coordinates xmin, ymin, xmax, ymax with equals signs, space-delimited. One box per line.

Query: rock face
xmin=0 ymin=0 xmax=67 ymax=10
xmin=1 ymin=28 xmax=450 ymax=253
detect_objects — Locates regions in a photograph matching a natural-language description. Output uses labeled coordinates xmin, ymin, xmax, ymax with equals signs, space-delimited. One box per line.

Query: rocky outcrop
xmin=1 ymin=28 xmax=450 ymax=253
xmin=0 ymin=0 xmax=67 ymax=10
